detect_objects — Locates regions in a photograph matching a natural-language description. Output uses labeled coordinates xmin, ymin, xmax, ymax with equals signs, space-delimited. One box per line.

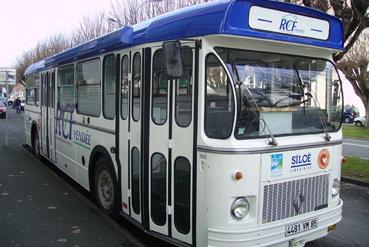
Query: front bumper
xmin=208 ymin=199 xmax=343 ymax=247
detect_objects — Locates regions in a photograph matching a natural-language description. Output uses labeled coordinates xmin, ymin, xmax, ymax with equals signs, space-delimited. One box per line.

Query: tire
xmin=8 ymin=101 xmax=13 ymax=106
xmin=355 ymin=121 xmax=363 ymax=127
xmin=32 ymin=129 xmax=41 ymax=158
xmin=94 ymin=157 xmax=119 ymax=217
xmin=344 ymin=117 xmax=350 ymax=123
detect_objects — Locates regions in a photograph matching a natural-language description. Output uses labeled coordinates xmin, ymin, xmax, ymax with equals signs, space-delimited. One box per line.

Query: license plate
xmin=285 ymin=218 xmax=318 ymax=236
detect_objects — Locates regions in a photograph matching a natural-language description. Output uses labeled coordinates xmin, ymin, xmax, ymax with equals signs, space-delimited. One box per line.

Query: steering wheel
xmin=244 ymin=89 xmax=273 ymax=107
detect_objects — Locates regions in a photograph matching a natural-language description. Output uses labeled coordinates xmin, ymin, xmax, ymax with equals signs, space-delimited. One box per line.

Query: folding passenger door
xmin=119 ymin=51 xmax=131 ymax=216
xmin=148 ymin=44 xmax=196 ymax=245
xmin=118 ymin=49 xmax=143 ymax=224
xmin=47 ymin=71 xmax=56 ymax=162
xmin=40 ymin=72 xmax=48 ymax=157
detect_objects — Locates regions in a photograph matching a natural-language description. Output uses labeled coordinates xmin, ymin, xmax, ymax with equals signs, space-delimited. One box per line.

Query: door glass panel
xmin=52 ymin=72 xmax=55 ymax=108
xmin=175 ymin=48 xmax=193 ymax=127
xmin=131 ymin=147 xmax=141 ymax=214
xmin=174 ymin=157 xmax=191 ymax=234
xmin=132 ymin=53 xmax=141 ymax=121
xmin=152 ymin=50 xmax=168 ymax=125
xmin=151 ymin=153 xmax=167 ymax=226
xmin=121 ymin=55 xmax=129 ymax=119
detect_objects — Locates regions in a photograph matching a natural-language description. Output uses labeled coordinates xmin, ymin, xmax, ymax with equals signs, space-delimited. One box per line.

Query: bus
xmin=24 ymin=0 xmax=344 ymax=246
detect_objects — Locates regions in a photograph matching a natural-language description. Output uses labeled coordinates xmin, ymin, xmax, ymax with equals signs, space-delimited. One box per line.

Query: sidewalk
xmin=0 ymin=110 xmax=147 ymax=247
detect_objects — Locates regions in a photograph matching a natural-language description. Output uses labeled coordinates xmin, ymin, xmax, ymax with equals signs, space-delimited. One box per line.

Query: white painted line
xmin=343 ymin=143 xmax=369 ymax=148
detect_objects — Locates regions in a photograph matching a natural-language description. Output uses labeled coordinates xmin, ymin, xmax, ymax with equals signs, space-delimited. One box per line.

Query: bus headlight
xmin=332 ymin=179 xmax=341 ymax=197
xmin=231 ymin=197 xmax=249 ymax=220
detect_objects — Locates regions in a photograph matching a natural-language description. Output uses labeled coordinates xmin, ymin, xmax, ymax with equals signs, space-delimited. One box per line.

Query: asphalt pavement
xmin=343 ymin=138 xmax=369 ymax=160
xmin=0 ymin=109 xmax=156 ymax=247
xmin=1 ymin=109 xmax=369 ymax=247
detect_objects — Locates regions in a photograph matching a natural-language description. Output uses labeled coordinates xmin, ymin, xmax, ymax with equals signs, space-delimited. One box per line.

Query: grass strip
xmin=342 ymin=156 xmax=369 ymax=183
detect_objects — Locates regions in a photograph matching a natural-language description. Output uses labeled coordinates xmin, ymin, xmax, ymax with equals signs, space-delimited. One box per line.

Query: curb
xmin=341 ymin=176 xmax=369 ymax=187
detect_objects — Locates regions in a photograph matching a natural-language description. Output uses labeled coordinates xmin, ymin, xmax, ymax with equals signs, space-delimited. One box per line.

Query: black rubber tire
xmin=94 ymin=157 xmax=119 ymax=217
xmin=355 ymin=121 xmax=363 ymax=127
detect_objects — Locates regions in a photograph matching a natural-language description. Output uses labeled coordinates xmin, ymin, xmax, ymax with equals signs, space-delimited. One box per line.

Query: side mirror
xmin=163 ymin=40 xmax=183 ymax=78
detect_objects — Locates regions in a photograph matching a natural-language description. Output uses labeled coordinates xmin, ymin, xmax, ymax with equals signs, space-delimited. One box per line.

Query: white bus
xmin=24 ymin=0 xmax=344 ymax=246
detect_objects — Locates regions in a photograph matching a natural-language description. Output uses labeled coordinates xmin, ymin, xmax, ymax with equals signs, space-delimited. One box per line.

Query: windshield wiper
xmin=306 ymin=92 xmax=331 ymax=141
xmin=230 ymin=59 xmax=278 ymax=146
xmin=294 ymin=68 xmax=331 ymax=142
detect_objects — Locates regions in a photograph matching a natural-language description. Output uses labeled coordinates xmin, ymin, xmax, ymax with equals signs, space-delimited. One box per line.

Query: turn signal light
xmin=234 ymin=171 xmax=243 ymax=181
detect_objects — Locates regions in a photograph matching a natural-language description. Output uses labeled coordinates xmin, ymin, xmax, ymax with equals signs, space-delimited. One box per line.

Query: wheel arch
xmin=88 ymin=145 xmax=117 ymax=194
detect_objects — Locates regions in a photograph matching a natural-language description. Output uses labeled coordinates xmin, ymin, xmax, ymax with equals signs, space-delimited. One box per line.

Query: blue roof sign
xmin=249 ymin=6 xmax=330 ymax=40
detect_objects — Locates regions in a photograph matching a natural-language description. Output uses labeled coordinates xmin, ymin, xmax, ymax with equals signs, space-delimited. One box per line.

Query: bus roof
xmin=25 ymin=0 xmax=343 ymax=75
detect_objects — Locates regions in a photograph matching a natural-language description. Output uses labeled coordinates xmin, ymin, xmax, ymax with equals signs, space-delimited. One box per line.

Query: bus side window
xmin=204 ymin=54 xmax=234 ymax=139
xmin=76 ymin=59 xmax=101 ymax=117
xmin=103 ymin=54 xmax=116 ymax=119
xmin=58 ymin=65 xmax=75 ymax=113
xmin=34 ymin=73 xmax=40 ymax=106
xmin=121 ymin=55 xmax=129 ymax=120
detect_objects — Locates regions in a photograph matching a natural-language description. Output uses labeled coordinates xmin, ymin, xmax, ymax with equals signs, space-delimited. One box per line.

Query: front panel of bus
xmin=196 ymin=35 xmax=343 ymax=247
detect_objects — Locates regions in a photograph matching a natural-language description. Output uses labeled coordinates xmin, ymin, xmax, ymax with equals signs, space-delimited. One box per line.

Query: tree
xmin=70 ymin=11 xmax=114 ymax=45
xmin=14 ymin=33 xmax=71 ymax=83
xmin=338 ymin=33 xmax=369 ymax=126
xmin=296 ymin=0 xmax=369 ymax=128
xmin=108 ymin=0 xmax=214 ymax=27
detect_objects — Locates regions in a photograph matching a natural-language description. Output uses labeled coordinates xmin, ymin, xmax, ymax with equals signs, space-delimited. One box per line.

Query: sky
xmin=0 ymin=0 xmax=366 ymax=115
xmin=0 ymin=0 xmax=109 ymax=67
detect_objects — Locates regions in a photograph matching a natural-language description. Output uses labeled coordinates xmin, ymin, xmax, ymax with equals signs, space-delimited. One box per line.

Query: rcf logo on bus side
xmin=279 ymin=14 xmax=298 ymax=32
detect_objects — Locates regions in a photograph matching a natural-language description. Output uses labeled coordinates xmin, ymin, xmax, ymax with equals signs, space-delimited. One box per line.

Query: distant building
xmin=0 ymin=68 xmax=17 ymax=100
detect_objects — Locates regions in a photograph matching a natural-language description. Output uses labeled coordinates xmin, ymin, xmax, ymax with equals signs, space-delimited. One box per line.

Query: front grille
xmin=262 ymin=174 xmax=329 ymax=224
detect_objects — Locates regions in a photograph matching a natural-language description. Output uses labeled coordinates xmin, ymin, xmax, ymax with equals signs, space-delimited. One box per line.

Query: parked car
xmin=354 ymin=116 xmax=366 ymax=127
xmin=343 ymin=108 xmax=358 ymax=123
xmin=0 ymin=102 xmax=7 ymax=118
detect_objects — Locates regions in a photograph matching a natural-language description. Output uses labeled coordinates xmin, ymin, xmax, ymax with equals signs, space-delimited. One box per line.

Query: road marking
xmin=343 ymin=143 xmax=369 ymax=148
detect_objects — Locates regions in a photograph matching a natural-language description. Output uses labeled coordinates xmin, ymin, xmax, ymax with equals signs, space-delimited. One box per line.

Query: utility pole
xmin=5 ymin=71 xmax=8 ymax=148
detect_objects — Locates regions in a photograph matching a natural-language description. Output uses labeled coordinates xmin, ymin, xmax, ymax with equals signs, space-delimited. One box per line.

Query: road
xmin=1 ymin=109 xmax=369 ymax=246
xmin=343 ymin=138 xmax=369 ymax=159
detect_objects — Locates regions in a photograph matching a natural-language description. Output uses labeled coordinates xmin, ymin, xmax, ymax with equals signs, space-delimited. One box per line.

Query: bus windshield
xmin=215 ymin=48 xmax=343 ymax=139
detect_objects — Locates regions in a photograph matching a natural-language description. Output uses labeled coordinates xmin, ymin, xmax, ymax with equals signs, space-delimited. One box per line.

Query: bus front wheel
xmin=94 ymin=157 xmax=119 ymax=217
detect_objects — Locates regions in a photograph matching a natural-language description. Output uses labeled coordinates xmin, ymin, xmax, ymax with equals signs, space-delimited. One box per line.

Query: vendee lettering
xmin=74 ymin=130 xmax=91 ymax=146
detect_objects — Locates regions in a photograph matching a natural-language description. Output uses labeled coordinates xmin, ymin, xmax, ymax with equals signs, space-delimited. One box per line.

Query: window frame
xmin=204 ymin=52 xmax=235 ymax=140
xmin=102 ymin=54 xmax=117 ymax=120
xmin=175 ymin=46 xmax=193 ymax=128
xmin=57 ymin=64 xmax=75 ymax=113
xmin=151 ymin=49 xmax=168 ymax=126
xmin=132 ymin=52 xmax=142 ymax=122
xmin=121 ymin=54 xmax=130 ymax=120
xmin=75 ymin=58 xmax=101 ymax=117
